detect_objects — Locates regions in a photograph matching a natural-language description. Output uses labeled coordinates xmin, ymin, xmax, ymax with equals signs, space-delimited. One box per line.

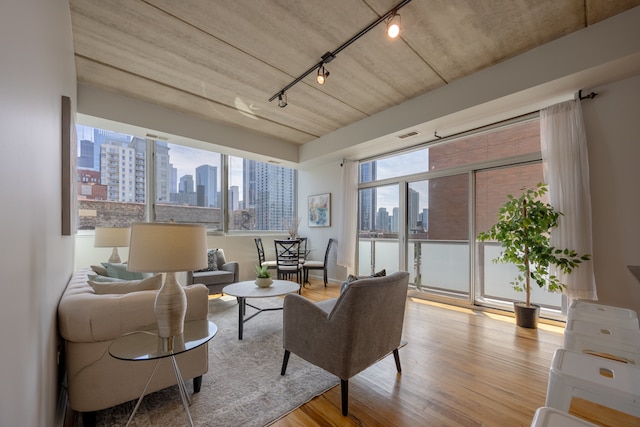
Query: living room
xmin=2 ymin=1 xmax=640 ymax=426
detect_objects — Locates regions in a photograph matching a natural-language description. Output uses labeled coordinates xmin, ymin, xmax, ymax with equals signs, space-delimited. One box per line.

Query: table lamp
xmin=127 ymin=222 xmax=207 ymax=339
xmin=94 ymin=226 xmax=131 ymax=263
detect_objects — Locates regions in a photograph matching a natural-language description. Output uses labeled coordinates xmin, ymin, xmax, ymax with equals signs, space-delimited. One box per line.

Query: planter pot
xmin=514 ymin=302 xmax=540 ymax=328
xmin=255 ymin=277 xmax=273 ymax=288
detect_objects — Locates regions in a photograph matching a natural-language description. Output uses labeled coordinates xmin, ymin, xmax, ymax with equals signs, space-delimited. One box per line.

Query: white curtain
xmin=540 ymin=99 xmax=597 ymax=301
xmin=337 ymin=160 xmax=358 ymax=272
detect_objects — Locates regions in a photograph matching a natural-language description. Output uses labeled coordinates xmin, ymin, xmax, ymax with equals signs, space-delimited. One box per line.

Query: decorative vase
xmin=255 ymin=277 xmax=273 ymax=288
xmin=514 ymin=301 xmax=540 ymax=329
xmin=154 ymin=272 xmax=187 ymax=338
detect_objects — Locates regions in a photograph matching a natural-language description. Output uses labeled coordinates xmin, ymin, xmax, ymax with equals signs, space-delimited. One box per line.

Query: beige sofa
xmin=57 ymin=268 xmax=209 ymax=425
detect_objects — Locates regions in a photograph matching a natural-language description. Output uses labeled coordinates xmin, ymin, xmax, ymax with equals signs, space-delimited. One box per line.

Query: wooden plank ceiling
xmin=69 ymin=0 xmax=640 ymax=145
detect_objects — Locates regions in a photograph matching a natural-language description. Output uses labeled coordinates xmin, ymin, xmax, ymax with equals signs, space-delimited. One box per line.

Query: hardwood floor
xmin=271 ymin=278 xmax=637 ymax=427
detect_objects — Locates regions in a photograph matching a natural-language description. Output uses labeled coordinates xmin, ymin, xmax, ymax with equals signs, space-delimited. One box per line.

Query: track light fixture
xmin=316 ymin=66 xmax=329 ymax=85
xmin=386 ymin=12 xmax=401 ymax=38
xmin=278 ymin=92 xmax=287 ymax=108
xmin=268 ymin=0 xmax=413 ymax=106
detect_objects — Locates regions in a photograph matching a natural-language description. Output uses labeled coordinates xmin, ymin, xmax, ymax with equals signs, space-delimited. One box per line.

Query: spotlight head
xmin=278 ymin=93 xmax=287 ymax=108
xmin=316 ymin=66 xmax=329 ymax=85
xmin=386 ymin=12 xmax=401 ymax=39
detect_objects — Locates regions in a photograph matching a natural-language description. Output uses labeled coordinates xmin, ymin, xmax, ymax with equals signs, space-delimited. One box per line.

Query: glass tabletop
xmin=109 ymin=319 xmax=217 ymax=361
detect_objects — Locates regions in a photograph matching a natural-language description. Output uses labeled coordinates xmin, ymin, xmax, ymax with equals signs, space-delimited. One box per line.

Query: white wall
xmin=0 ymin=1 xmax=77 ymax=426
xmin=584 ymin=73 xmax=640 ymax=310
xmin=297 ymin=160 xmax=346 ymax=282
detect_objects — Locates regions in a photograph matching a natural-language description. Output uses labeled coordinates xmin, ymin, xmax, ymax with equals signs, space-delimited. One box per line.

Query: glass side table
xmin=109 ymin=319 xmax=217 ymax=427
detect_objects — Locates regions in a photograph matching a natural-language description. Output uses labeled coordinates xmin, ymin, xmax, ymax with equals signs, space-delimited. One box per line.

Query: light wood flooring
xmin=269 ymin=278 xmax=638 ymax=427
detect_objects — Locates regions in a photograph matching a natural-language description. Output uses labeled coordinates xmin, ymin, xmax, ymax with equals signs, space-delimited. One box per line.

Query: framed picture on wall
xmin=308 ymin=193 xmax=331 ymax=227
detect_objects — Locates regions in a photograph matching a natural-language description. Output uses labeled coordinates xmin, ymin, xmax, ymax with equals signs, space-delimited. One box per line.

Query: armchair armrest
xmin=283 ymin=294 xmax=349 ymax=372
xmin=221 ymin=261 xmax=239 ymax=282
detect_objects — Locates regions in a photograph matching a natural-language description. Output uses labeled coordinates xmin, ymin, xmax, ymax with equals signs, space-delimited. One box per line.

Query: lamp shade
xmin=127 ymin=222 xmax=207 ymax=273
xmin=94 ymin=226 xmax=131 ymax=248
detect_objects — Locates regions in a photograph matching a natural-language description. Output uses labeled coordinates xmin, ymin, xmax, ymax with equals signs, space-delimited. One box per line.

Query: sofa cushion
xmin=191 ymin=270 xmax=234 ymax=286
xmin=101 ymin=262 xmax=151 ymax=280
xmin=89 ymin=274 xmax=162 ymax=294
xmin=90 ymin=264 xmax=108 ymax=276
xmin=196 ymin=249 xmax=220 ymax=272
xmin=340 ymin=269 xmax=386 ymax=294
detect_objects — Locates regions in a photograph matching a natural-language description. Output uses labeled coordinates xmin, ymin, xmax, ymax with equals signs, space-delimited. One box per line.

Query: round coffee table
xmin=222 ymin=280 xmax=300 ymax=339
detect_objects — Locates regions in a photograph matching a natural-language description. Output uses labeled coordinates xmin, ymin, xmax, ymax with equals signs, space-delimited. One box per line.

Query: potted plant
xmin=477 ymin=183 xmax=590 ymax=328
xmin=254 ymin=264 xmax=273 ymax=288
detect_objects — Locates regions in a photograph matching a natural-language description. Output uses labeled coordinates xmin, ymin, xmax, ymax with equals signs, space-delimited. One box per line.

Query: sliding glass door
xmin=408 ymin=174 xmax=469 ymax=297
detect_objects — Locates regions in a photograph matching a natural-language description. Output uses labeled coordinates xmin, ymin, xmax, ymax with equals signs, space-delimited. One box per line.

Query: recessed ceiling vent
xmin=397 ymin=130 xmax=420 ymax=139
xmin=267 ymin=160 xmax=281 ymax=164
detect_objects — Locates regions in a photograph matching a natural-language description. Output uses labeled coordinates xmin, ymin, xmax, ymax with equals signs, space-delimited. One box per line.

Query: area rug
xmin=83 ymin=296 xmax=339 ymax=426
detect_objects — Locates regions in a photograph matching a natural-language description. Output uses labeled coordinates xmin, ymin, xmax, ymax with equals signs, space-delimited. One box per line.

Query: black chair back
xmin=254 ymin=237 xmax=266 ymax=265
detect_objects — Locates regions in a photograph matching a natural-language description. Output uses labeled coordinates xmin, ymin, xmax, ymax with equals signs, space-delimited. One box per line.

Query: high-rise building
xmin=99 ymin=139 xmax=138 ymax=203
xmin=229 ymin=185 xmax=240 ymax=211
xmin=359 ymin=162 xmax=377 ymax=231
xmin=78 ymin=140 xmax=95 ymax=169
xmin=408 ymin=188 xmax=420 ymax=231
xmin=243 ymin=159 xmax=295 ymax=230
xmin=195 ymin=165 xmax=218 ymax=207
xmin=179 ymin=175 xmax=194 ymax=193
xmin=377 ymin=207 xmax=390 ymax=232
xmin=154 ymin=142 xmax=171 ymax=203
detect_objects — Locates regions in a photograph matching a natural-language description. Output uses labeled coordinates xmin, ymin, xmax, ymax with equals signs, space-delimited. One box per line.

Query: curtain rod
xmin=577 ymin=89 xmax=598 ymax=100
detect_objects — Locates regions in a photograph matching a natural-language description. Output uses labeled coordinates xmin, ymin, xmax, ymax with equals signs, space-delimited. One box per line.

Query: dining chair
xmin=274 ymin=239 xmax=303 ymax=285
xmin=254 ymin=237 xmax=276 ymax=272
xmin=303 ymin=238 xmax=334 ymax=286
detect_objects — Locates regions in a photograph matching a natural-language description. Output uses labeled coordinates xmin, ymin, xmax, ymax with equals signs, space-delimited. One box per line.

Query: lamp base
xmin=108 ymin=247 xmax=121 ymax=264
xmin=155 ymin=272 xmax=187 ymax=338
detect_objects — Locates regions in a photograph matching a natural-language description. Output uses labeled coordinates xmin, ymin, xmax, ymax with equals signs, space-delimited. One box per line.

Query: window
xmin=357 ymin=117 xmax=556 ymax=311
xmin=76 ymin=125 xmax=297 ymax=232
xmin=227 ymin=156 xmax=296 ymax=231
xmin=154 ymin=142 xmax=222 ymax=230
xmin=76 ymin=125 xmax=146 ymax=229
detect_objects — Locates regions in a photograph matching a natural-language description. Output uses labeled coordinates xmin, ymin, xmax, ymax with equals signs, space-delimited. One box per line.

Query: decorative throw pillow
xmin=340 ymin=269 xmax=387 ymax=294
xmin=90 ymin=264 xmax=108 ymax=276
xmin=195 ymin=249 xmax=219 ymax=272
xmin=87 ymin=274 xmax=125 ymax=283
xmin=89 ymin=274 xmax=162 ymax=295
xmin=101 ymin=262 xmax=151 ymax=280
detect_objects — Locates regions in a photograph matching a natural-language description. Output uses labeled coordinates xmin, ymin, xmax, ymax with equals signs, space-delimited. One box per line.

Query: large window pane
xmin=360 ymin=148 xmax=428 ymax=182
xmin=409 ymin=175 xmax=469 ymax=295
xmin=475 ymin=162 xmax=562 ymax=309
xmin=154 ymin=142 xmax=222 ymax=230
xmin=358 ymin=184 xmax=399 ymax=275
xmin=227 ymin=156 xmax=296 ymax=231
xmin=76 ymin=125 xmax=146 ymax=229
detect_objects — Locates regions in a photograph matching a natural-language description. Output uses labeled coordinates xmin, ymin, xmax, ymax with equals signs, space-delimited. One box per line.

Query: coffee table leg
xmin=238 ymin=297 xmax=245 ymax=340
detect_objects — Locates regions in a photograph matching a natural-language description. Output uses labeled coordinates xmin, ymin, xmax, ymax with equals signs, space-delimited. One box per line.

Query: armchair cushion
xmin=340 ymin=268 xmax=386 ymax=294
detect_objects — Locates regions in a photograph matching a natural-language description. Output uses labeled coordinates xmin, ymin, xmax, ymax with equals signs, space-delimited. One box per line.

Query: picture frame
xmin=308 ymin=193 xmax=331 ymax=227
xmin=61 ymin=95 xmax=77 ymax=235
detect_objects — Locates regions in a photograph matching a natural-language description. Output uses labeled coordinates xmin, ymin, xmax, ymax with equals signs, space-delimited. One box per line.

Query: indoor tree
xmin=477 ymin=183 xmax=590 ymax=310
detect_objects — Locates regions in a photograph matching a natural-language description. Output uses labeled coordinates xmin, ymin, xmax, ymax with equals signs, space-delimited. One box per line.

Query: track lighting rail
xmin=268 ymin=0 xmax=413 ymax=104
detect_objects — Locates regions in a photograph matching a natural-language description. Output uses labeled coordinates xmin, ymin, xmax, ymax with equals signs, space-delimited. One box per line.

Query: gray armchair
xmin=280 ymin=271 xmax=410 ymax=416
xmin=186 ymin=248 xmax=239 ymax=294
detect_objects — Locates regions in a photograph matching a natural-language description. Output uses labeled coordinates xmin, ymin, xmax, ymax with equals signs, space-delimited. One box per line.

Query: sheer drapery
xmin=540 ymin=99 xmax=597 ymax=301
xmin=337 ymin=160 xmax=358 ymax=272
